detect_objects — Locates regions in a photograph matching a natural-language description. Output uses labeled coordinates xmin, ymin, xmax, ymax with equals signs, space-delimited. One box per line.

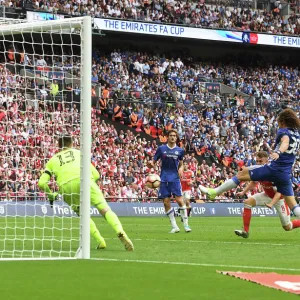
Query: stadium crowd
xmin=0 ymin=44 xmax=300 ymax=202
xmin=93 ymin=49 xmax=300 ymax=107
xmin=27 ymin=0 xmax=300 ymax=36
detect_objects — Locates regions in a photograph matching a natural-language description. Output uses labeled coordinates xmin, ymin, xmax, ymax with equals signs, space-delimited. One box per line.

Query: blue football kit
xmin=154 ymin=144 xmax=184 ymax=199
xmin=250 ymin=128 xmax=300 ymax=196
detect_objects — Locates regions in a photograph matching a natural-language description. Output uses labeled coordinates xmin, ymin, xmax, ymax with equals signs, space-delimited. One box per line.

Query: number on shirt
xmin=287 ymin=135 xmax=300 ymax=155
xmin=58 ymin=150 xmax=75 ymax=166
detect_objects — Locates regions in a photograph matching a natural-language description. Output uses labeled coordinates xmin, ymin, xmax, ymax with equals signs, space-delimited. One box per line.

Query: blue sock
xmin=215 ymin=177 xmax=240 ymax=195
xmin=232 ymin=176 xmax=240 ymax=185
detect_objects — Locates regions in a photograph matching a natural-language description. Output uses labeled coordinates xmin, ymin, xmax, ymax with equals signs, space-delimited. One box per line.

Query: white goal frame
xmin=0 ymin=17 xmax=92 ymax=260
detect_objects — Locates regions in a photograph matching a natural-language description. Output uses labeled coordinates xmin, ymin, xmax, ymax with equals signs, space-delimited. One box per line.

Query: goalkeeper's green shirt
xmin=45 ymin=148 xmax=100 ymax=187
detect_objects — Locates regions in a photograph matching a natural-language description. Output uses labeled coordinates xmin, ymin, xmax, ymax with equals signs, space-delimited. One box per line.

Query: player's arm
xmin=178 ymin=161 xmax=184 ymax=177
xmin=91 ymin=164 xmax=100 ymax=181
xmin=147 ymin=147 xmax=160 ymax=169
xmin=38 ymin=160 xmax=58 ymax=204
xmin=265 ymin=192 xmax=282 ymax=209
xmin=178 ymin=149 xmax=185 ymax=177
xmin=236 ymin=181 xmax=257 ymax=197
xmin=189 ymin=173 xmax=195 ymax=186
xmin=270 ymin=135 xmax=290 ymax=161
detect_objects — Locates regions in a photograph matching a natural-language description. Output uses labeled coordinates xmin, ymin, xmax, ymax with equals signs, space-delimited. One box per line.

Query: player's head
xmin=167 ymin=129 xmax=179 ymax=145
xmin=255 ymin=151 xmax=268 ymax=165
xmin=58 ymin=135 xmax=72 ymax=149
xmin=277 ymin=108 xmax=300 ymax=129
xmin=183 ymin=161 xmax=188 ymax=170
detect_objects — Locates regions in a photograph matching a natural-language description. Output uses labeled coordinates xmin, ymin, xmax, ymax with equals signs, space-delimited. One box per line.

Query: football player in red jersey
xmin=235 ymin=151 xmax=300 ymax=238
xmin=180 ymin=162 xmax=195 ymax=219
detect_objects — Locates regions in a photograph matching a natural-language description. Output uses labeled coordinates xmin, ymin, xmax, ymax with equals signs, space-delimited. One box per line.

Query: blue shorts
xmin=158 ymin=181 xmax=182 ymax=199
xmin=249 ymin=164 xmax=293 ymax=196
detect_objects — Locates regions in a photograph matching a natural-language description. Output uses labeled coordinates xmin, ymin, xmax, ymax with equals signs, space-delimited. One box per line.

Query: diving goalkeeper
xmin=38 ymin=135 xmax=134 ymax=251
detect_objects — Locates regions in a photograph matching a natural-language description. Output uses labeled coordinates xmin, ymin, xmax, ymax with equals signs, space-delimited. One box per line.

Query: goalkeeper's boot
xmin=234 ymin=229 xmax=249 ymax=239
xmin=199 ymin=185 xmax=217 ymax=201
xmin=184 ymin=225 xmax=192 ymax=233
xmin=118 ymin=232 xmax=134 ymax=251
xmin=169 ymin=226 xmax=180 ymax=234
xmin=96 ymin=238 xmax=107 ymax=250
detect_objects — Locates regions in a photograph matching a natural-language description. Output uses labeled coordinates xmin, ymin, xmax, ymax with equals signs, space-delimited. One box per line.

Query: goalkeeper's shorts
xmin=60 ymin=178 xmax=108 ymax=213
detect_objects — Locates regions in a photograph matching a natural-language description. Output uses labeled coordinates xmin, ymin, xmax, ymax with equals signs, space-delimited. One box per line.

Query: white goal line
xmin=90 ymin=258 xmax=300 ymax=272
xmin=1 ymin=235 xmax=299 ymax=247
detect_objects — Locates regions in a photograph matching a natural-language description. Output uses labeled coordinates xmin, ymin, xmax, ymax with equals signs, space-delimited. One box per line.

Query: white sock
xmin=215 ymin=179 xmax=239 ymax=195
xmin=293 ymin=206 xmax=300 ymax=219
xmin=180 ymin=206 xmax=188 ymax=226
xmin=166 ymin=208 xmax=178 ymax=228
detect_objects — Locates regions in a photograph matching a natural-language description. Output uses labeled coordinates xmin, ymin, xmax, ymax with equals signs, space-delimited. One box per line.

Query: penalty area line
xmin=90 ymin=258 xmax=300 ymax=272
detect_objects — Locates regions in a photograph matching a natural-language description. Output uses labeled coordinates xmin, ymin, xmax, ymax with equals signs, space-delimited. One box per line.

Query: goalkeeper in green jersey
xmin=38 ymin=136 xmax=134 ymax=251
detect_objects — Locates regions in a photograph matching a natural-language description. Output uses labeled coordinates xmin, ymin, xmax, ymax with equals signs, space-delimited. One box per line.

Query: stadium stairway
xmin=98 ymin=113 xmax=154 ymax=145
xmin=96 ymin=112 xmax=216 ymax=166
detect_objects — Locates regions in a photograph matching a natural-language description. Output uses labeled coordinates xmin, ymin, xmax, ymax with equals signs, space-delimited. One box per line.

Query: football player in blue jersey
xmin=199 ymin=108 xmax=300 ymax=219
xmin=148 ymin=129 xmax=191 ymax=233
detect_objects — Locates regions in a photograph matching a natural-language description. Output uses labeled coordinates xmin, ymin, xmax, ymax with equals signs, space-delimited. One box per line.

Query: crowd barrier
xmin=0 ymin=201 xmax=279 ymax=217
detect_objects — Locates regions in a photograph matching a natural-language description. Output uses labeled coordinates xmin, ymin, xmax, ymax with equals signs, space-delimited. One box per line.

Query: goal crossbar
xmin=0 ymin=17 xmax=86 ymax=35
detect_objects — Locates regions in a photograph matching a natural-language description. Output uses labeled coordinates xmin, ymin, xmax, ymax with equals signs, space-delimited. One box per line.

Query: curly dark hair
xmin=277 ymin=108 xmax=300 ymax=129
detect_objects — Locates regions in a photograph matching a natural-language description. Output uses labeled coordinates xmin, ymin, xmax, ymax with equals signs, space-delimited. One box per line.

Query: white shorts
xmin=182 ymin=190 xmax=191 ymax=201
xmin=252 ymin=192 xmax=291 ymax=227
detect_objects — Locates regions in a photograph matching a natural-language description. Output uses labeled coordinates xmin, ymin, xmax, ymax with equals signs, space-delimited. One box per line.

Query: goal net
xmin=0 ymin=17 xmax=91 ymax=259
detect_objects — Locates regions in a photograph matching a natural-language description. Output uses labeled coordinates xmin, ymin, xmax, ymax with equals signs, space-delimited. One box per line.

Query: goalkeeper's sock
xmin=292 ymin=219 xmax=300 ymax=229
xmin=90 ymin=219 xmax=105 ymax=244
xmin=243 ymin=204 xmax=252 ymax=233
xmin=215 ymin=177 xmax=240 ymax=195
xmin=105 ymin=210 xmax=124 ymax=234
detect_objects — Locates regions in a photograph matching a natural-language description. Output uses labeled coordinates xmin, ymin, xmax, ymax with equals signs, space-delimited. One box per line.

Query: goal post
xmin=0 ymin=16 xmax=92 ymax=259
xmin=79 ymin=16 xmax=91 ymax=260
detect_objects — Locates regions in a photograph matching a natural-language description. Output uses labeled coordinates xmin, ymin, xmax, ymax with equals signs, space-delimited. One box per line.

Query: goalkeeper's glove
xmin=48 ymin=192 xmax=59 ymax=208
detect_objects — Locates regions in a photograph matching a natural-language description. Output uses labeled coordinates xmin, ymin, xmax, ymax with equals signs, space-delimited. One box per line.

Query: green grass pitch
xmin=0 ymin=216 xmax=299 ymax=300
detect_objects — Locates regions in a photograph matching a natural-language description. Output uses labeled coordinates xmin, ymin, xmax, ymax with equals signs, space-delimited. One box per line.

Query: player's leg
xmin=163 ymin=197 xmax=180 ymax=233
xmin=283 ymin=195 xmax=300 ymax=220
xmin=180 ymin=191 xmax=190 ymax=222
xmin=199 ymin=165 xmax=269 ymax=200
xmin=277 ymin=181 xmax=300 ymax=220
xmin=183 ymin=191 xmax=192 ymax=217
xmin=272 ymin=200 xmax=300 ymax=231
xmin=61 ymin=180 xmax=106 ymax=249
xmin=234 ymin=195 xmax=257 ymax=238
xmin=160 ymin=182 xmax=180 ymax=233
xmin=90 ymin=181 xmax=133 ymax=251
xmin=181 ymin=198 xmax=191 ymax=220
xmin=173 ymin=182 xmax=191 ymax=232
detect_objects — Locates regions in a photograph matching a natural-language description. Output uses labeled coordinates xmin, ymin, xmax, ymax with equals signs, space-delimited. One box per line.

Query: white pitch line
xmin=129 ymin=238 xmax=299 ymax=247
xmin=1 ymin=235 xmax=299 ymax=247
xmin=90 ymin=258 xmax=300 ymax=272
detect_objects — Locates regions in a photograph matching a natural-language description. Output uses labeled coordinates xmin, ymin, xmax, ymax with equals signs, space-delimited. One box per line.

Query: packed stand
xmin=0 ymin=91 xmax=299 ymax=202
xmin=94 ymin=49 xmax=300 ymax=109
xmin=27 ymin=0 xmax=300 ymax=36
xmin=95 ymin=49 xmax=300 ymax=194
xmin=0 ymin=46 xmax=300 ymax=201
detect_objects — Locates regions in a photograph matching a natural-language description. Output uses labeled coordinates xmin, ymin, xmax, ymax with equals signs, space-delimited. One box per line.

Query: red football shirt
xmin=259 ymin=181 xmax=283 ymax=199
xmin=181 ymin=170 xmax=194 ymax=192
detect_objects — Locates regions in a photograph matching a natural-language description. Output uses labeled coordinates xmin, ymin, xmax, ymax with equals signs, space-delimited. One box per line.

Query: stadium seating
xmin=25 ymin=1 xmax=300 ymax=36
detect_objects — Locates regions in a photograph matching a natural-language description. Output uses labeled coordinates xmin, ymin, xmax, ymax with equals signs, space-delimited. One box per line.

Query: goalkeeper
xmin=38 ymin=136 xmax=134 ymax=251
